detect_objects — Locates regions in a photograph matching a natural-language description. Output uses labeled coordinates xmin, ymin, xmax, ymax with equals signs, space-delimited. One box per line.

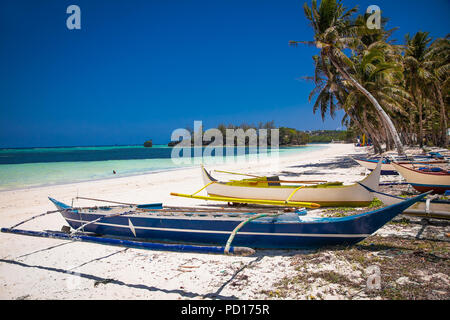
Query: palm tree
xmin=304 ymin=55 xmax=343 ymax=120
xmin=290 ymin=0 xmax=405 ymax=154
xmin=344 ymin=46 xmax=411 ymax=148
xmin=304 ymin=52 xmax=387 ymax=152
xmin=401 ymin=32 xmax=450 ymax=148
xmin=425 ymin=35 xmax=450 ymax=146
xmin=403 ymin=32 xmax=434 ymax=147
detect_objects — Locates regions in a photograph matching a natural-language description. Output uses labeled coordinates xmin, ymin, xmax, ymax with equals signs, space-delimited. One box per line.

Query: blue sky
xmin=0 ymin=0 xmax=448 ymax=147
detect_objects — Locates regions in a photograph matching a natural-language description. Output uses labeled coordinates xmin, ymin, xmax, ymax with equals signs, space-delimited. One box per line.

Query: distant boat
xmin=392 ymin=162 xmax=450 ymax=194
xmin=352 ymin=156 xmax=448 ymax=175
xmin=195 ymin=160 xmax=382 ymax=207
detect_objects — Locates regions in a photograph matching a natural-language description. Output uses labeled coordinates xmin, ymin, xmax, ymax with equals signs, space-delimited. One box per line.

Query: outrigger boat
xmin=352 ymin=157 xmax=448 ymax=175
xmin=359 ymin=184 xmax=450 ymax=220
xmin=391 ymin=162 xmax=450 ymax=194
xmin=172 ymin=160 xmax=382 ymax=207
xmin=0 ymin=193 xmax=428 ymax=253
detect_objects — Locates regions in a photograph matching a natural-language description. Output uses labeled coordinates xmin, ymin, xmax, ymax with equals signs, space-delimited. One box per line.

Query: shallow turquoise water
xmin=0 ymin=145 xmax=324 ymax=191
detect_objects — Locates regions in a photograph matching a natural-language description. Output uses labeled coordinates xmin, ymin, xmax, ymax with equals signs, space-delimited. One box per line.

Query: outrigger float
xmin=0 ymin=191 xmax=430 ymax=254
xmin=171 ymin=160 xmax=383 ymax=207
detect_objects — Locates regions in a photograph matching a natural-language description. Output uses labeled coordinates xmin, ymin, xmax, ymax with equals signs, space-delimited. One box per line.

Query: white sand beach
xmin=0 ymin=144 xmax=448 ymax=300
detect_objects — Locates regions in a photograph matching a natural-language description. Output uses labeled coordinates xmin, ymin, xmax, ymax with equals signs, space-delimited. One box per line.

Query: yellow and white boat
xmin=195 ymin=160 xmax=382 ymax=207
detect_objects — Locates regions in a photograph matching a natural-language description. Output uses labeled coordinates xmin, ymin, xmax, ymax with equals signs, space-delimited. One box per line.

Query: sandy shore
xmin=0 ymin=143 xmax=448 ymax=300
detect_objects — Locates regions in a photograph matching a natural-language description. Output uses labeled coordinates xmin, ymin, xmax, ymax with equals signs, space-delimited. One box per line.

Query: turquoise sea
xmin=0 ymin=145 xmax=325 ymax=191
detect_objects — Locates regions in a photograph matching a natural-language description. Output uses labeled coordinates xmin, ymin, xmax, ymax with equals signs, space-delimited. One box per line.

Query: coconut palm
xmin=345 ymin=44 xmax=413 ymax=148
xmin=290 ymin=0 xmax=405 ymax=154
xmin=304 ymin=51 xmax=388 ymax=152
xmin=425 ymin=35 xmax=450 ymax=146
xmin=402 ymin=32 xmax=450 ymax=147
xmin=403 ymin=32 xmax=434 ymax=147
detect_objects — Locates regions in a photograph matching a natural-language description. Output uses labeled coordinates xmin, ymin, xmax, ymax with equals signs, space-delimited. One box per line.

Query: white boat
xmin=200 ymin=160 xmax=382 ymax=207
xmin=391 ymin=162 xmax=450 ymax=194
xmin=352 ymin=157 xmax=448 ymax=175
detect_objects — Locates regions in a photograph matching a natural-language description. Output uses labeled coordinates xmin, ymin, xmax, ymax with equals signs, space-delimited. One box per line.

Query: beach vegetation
xmin=264 ymin=234 xmax=449 ymax=300
xmin=168 ymin=122 xmax=311 ymax=146
xmin=307 ymin=129 xmax=355 ymax=142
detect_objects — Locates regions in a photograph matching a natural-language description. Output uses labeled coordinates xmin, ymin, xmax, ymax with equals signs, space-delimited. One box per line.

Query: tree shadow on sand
xmin=278 ymin=154 xmax=367 ymax=176
xmin=288 ymin=154 xmax=361 ymax=175
xmin=0 ymin=246 xmax=241 ymax=300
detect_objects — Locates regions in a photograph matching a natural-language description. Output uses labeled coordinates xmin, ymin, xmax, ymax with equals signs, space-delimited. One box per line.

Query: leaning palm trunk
xmin=326 ymin=51 xmax=405 ymax=155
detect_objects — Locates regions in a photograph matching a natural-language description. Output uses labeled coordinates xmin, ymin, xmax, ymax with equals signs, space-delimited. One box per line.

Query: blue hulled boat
xmin=42 ymin=194 xmax=427 ymax=249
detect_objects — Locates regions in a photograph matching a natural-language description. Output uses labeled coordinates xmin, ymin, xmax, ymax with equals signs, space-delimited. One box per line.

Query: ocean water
xmin=0 ymin=145 xmax=325 ymax=191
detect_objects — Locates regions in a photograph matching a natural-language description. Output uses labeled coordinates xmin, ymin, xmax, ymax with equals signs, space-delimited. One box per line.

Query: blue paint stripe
xmin=410 ymin=183 xmax=450 ymax=188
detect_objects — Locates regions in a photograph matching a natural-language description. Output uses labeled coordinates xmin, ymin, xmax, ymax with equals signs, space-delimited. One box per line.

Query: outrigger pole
xmin=171 ymin=181 xmax=321 ymax=208
xmin=0 ymin=228 xmax=255 ymax=256
xmin=170 ymin=192 xmax=321 ymax=208
xmin=0 ymin=198 xmax=256 ymax=256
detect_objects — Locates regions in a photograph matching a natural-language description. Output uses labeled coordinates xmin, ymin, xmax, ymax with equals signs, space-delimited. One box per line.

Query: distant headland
xmin=162 ymin=122 xmax=354 ymax=147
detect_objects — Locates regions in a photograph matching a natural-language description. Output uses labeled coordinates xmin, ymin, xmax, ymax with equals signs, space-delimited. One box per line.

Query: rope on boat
xmin=224 ymin=212 xmax=282 ymax=254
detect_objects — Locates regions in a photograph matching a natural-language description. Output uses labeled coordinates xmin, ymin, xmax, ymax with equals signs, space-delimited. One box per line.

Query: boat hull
xmin=50 ymin=193 xmax=427 ymax=249
xmin=371 ymin=191 xmax=450 ymax=219
xmin=353 ymin=158 xmax=397 ymax=175
xmin=201 ymin=161 xmax=382 ymax=207
xmin=352 ymin=157 xmax=447 ymax=175
xmin=392 ymin=163 xmax=450 ymax=194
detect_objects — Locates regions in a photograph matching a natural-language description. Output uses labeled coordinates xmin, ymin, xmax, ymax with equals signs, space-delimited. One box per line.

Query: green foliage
xmin=214 ymin=122 xmax=310 ymax=146
xmin=368 ymin=197 xmax=383 ymax=208
xmin=279 ymin=127 xmax=310 ymax=145
xmin=294 ymin=0 xmax=449 ymax=150
xmin=308 ymin=130 xmax=355 ymax=143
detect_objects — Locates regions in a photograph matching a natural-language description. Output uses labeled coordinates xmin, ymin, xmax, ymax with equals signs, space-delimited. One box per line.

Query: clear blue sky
xmin=0 ymin=0 xmax=448 ymax=147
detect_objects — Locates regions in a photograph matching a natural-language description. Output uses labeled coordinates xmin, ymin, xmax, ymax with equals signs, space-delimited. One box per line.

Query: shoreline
xmin=0 ymin=144 xmax=327 ymax=193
